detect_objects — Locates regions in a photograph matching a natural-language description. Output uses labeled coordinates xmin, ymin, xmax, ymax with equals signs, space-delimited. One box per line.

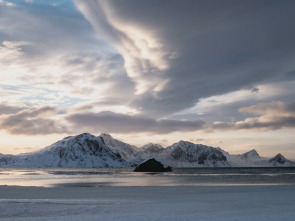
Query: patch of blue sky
xmin=5 ymin=0 xmax=119 ymax=54
xmin=20 ymin=92 xmax=87 ymax=108
xmin=6 ymin=0 xmax=82 ymax=20
xmin=7 ymin=0 xmax=76 ymax=11
xmin=0 ymin=84 xmax=86 ymax=108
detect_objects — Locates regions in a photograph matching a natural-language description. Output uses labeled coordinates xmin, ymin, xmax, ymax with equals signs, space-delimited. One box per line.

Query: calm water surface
xmin=1 ymin=167 xmax=295 ymax=187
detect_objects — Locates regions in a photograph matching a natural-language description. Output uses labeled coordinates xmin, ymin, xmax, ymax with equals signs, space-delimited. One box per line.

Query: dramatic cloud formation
xmin=75 ymin=0 xmax=295 ymax=117
xmin=0 ymin=1 xmax=134 ymax=109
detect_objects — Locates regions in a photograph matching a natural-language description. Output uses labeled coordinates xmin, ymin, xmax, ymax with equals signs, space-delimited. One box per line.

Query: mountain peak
xmin=176 ymin=140 xmax=194 ymax=147
xmin=267 ymin=153 xmax=294 ymax=166
xmin=141 ymin=143 xmax=163 ymax=150
xmin=162 ymin=141 xmax=229 ymax=167
xmin=271 ymin=153 xmax=287 ymax=162
xmin=248 ymin=149 xmax=259 ymax=156
xmin=0 ymin=132 xmax=128 ymax=168
xmin=275 ymin=153 xmax=284 ymax=158
xmin=62 ymin=133 xmax=96 ymax=141
xmin=100 ymin=133 xmax=112 ymax=138
xmin=75 ymin=132 xmax=96 ymax=139
xmin=241 ymin=149 xmax=259 ymax=159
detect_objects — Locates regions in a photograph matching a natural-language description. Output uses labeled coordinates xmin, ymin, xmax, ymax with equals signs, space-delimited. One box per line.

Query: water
xmin=1 ymin=167 xmax=295 ymax=187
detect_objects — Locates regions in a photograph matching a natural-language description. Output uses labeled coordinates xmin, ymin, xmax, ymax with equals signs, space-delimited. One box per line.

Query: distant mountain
xmin=269 ymin=154 xmax=295 ymax=167
xmin=0 ymin=133 xmax=129 ymax=168
xmin=0 ymin=154 xmax=18 ymax=166
xmin=240 ymin=149 xmax=261 ymax=160
xmin=100 ymin=133 xmax=140 ymax=162
xmin=222 ymin=149 xmax=265 ymax=167
xmin=160 ymin=141 xmax=230 ymax=167
xmin=140 ymin=143 xmax=164 ymax=155
xmin=1 ymin=133 xmax=294 ymax=168
xmin=221 ymin=149 xmax=295 ymax=167
xmin=139 ymin=143 xmax=165 ymax=162
xmin=101 ymin=133 xmax=164 ymax=164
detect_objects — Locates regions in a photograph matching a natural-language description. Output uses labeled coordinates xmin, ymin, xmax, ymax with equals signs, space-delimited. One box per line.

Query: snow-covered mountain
xmin=220 ymin=149 xmax=295 ymax=167
xmin=140 ymin=143 xmax=164 ymax=155
xmin=101 ymin=135 xmax=231 ymax=167
xmin=268 ymin=154 xmax=295 ymax=167
xmin=160 ymin=141 xmax=230 ymax=167
xmin=222 ymin=149 xmax=266 ymax=167
xmin=100 ymin=133 xmax=140 ymax=162
xmin=0 ymin=133 xmax=294 ymax=168
xmin=0 ymin=154 xmax=18 ymax=166
xmin=101 ymin=134 xmax=164 ymax=164
xmin=0 ymin=133 xmax=129 ymax=168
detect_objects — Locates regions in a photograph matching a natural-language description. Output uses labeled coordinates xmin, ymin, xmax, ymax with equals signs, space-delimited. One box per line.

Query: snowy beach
xmin=1 ymin=185 xmax=295 ymax=221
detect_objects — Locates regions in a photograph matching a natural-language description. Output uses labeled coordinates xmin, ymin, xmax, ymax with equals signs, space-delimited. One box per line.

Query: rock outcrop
xmin=134 ymin=158 xmax=172 ymax=172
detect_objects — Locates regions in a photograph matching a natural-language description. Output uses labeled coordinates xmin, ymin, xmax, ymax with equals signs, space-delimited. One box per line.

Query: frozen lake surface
xmin=1 ymin=168 xmax=295 ymax=220
xmin=1 ymin=167 xmax=295 ymax=187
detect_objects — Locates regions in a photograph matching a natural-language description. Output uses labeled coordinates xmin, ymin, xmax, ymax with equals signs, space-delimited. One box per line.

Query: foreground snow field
xmin=1 ymin=185 xmax=295 ymax=221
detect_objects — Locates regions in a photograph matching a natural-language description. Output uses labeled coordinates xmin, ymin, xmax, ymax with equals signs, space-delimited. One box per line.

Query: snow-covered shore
xmin=1 ymin=185 xmax=295 ymax=221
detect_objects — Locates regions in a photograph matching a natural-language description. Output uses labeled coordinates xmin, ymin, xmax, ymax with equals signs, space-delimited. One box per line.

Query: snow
xmin=222 ymin=149 xmax=295 ymax=167
xmin=1 ymin=185 xmax=295 ymax=220
xmin=1 ymin=133 xmax=294 ymax=168
xmin=0 ymin=133 xmax=129 ymax=168
xmin=160 ymin=140 xmax=230 ymax=167
xmin=101 ymin=134 xmax=165 ymax=164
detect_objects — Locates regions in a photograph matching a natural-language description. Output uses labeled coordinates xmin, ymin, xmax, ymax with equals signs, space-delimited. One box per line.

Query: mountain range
xmin=0 ymin=133 xmax=294 ymax=168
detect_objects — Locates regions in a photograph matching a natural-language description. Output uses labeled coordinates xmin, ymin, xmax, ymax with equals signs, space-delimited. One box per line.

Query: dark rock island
xmin=134 ymin=158 xmax=172 ymax=172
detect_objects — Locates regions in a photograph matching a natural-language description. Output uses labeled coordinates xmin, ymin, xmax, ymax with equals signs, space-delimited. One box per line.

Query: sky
xmin=0 ymin=0 xmax=295 ymax=158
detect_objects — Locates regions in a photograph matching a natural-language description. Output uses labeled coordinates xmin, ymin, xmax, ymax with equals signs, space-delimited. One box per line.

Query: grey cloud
xmin=212 ymin=102 xmax=295 ymax=131
xmin=0 ymin=103 xmax=24 ymax=115
xmin=58 ymin=51 xmax=134 ymax=102
xmin=66 ymin=111 xmax=206 ymax=134
xmin=240 ymin=102 xmax=295 ymax=116
xmin=75 ymin=0 xmax=295 ymax=117
xmin=0 ymin=107 xmax=68 ymax=135
xmin=237 ymin=117 xmax=295 ymax=130
xmin=213 ymin=117 xmax=295 ymax=131
xmin=251 ymin=88 xmax=259 ymax=93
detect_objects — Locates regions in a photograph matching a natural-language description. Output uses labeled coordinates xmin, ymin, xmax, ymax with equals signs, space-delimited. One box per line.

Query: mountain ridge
xmin=0 ymin=133 xmax=129 ymax=168
xmin=0 ymin=133 xmax=294 ymax=168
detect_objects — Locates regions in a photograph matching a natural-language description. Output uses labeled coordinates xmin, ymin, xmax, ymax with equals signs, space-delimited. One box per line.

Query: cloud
xmin=240 ymin=102 xmax=295 ymax=117
xmin=74 ymin=0 xmax=172 ymax=95
xmin=66 ymin=111 xmax=206 ymax=134
xmin=0 ymin=41 xmax=29 ymax=61
xmin=0 ymin=3 xmax=134 ymax=109
xmin=75 ymin=0 xmax=295 ymax=117
xmin=170 ymin=80 xmax=295 ymax=123
xmin=1 ymin=0 xmax=295 ymax=140
xmin=212 ymin=102 xmax=295 ymax=131
xmin=0 ymin=0 xmax=15 ymax=7
xmin=0 ymin=106 xmax=68 ymax=135
xmin=0 ymin=103 xmax=24 ymax=115
xmin=0 ymin=99 xmax=294 ymax=138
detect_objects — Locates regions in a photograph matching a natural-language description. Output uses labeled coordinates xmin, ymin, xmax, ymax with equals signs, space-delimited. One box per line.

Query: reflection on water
xmin=1 ymin=167 xmax=295 ymax=187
